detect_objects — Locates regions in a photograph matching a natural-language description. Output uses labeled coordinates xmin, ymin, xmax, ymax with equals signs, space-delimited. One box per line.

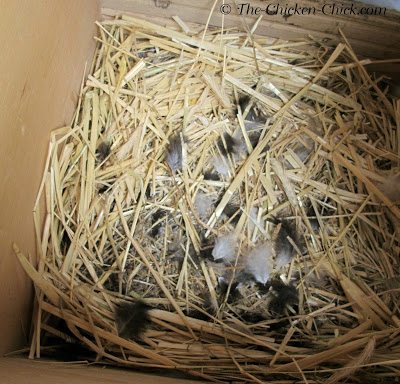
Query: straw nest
xmin=15 ymin=13 xmax=400 ymax=384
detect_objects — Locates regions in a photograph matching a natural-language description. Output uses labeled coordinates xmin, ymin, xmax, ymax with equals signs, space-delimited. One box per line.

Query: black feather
xmin=236 ymin=95 xmax=251 ymax=116
xmin=195 ymin=235 xmax=222 ymax=264
xmin=197 ymin=247 xmax=215 ymax=262
xmin=196 ymin=244 xmax=224 ymax=264
xmin=145 ymin=185 xmax=152 ymax=199
xmin=249 ymin=132 xmax=270 ymax=152
xmin=256 ymin=281 xmax=271 ymax=294
xmin=215 ymin=195 xmax=240 ymax=224
xmin=151 ymin=210 xmax=166 ymax=237
xmin=115 ymin=300 xmax=151 ymax=340
xmin=268 ymin=217 xmax=300 ymax=262
xmin=217 ymin=132 xmax=238 ymax=157
xmin=275 ymin=221 xmax=297 ymax=258
xmin=236 ymin=270 xmax=257 ymax=284
xmin=223 ymin=203 xmax=239 ymax=220
xmin=236 ymin=88 xmax=266 ymax=123
xmin=204 ymin=170 xmax=220 ymax=181
xmin=96 ymin=141 xmax=111 ymax=163
xmin=217 ymin=279 xmax=241 ymax=304
xmin=268 ymin=280 xmax=298 ymax=315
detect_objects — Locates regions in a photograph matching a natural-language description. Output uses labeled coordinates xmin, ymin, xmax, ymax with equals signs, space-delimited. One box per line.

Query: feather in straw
xmin=245 ymin=242 xmax=274 ymax=284
xmin=212 ymin=232 xmax=238 ymax=263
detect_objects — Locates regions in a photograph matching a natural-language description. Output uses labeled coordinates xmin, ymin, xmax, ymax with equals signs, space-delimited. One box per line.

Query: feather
xmin=194 ymin=191 xmax=215 ymax=220
xmin=232 ymin=128 xmax=249 ymax=160
xmin=236 ymin=93 xmax=268 ymax=126
xmin=217 ymin=132 xmax=238 ymax=157
xmin=215 ymin=197 xmax=240 ymax=224
xmin=197 ymin=247 xmax=221 ymax=263
xmin=217 ymin=276 xmax=241 ymax=303
xmin=204 ymin=170 xmax=220 ymax=181
xmin=151 ymin=209 xmax=166 ymax=237
xmin=196 ymin=236 xmax=223 ymax=264
xmin=236 ymin=95 xmax=250 ymax=116
xmin=215 ymin=193 xmax=241 ymax=224
xmin=96 ymin=141 xmax=111 ymax=164
xmin=223 ymin=203 xmax=240 ymax=224
xmin=268 ymin=279 xmax=298 ymax=315
xmin=245 ymin=242 xmax=274 ymax=284
xmin=212 ymin=156 xmax=230 ymax=176
xmin=273 ymin=219 xmax=300 ymax=269
xmin=115 ymin=300 xmax=151 ymax=340
xmin=212 ymin=232 xmax=238 ymax=263
xmin=166 ymin=134 xmax=183 ymax=173
xmin=247 ymin=206 xmax=260 ymax=233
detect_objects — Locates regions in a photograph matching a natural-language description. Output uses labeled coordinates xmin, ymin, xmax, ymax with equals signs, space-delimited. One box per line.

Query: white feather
xmin=248 ymin=206 xmax=259 ymax=234
xmin=212 ymin=233 xmax=238 ymax=262
xmin=275 ymin=251 xmax=292 ymax=270
xmin=245 ymin=242 xmax=274 ymax=284
xmin=194 ymin=192 xmax=215 ymax=220
xmin=212 ymin=156 xmax=230 ymax=176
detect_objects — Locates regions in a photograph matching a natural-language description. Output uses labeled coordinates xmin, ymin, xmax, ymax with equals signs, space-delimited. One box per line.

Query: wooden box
xmin=0 ymin=1 xmax=399 ymax=382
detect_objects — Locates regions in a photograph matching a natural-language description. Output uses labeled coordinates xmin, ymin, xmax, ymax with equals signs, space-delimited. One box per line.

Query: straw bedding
xmin=15 ymin=12 xmax=400 ymax=384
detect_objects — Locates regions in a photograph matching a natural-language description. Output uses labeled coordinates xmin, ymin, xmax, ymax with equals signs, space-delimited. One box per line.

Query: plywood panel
xmin=0 ymin=358 xmax=203 ymax=384
xmin=0 ymin=0 xmax=99 ymax=355
xmin=101 ymin=0 xmax=400 ymax=60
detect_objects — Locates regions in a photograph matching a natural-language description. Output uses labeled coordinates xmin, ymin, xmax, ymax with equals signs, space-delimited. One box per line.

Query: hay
xmin=15 ymin=11 xmax=400 ymax=383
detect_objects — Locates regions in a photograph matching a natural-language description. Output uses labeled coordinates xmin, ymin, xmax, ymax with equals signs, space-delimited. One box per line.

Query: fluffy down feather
xmin=212 ymin=232 xmax=238 ymax=263
xmin=212 ymin=156 xmax=230 ymax=176
xmin=245 ymin=242 xmax=274 ymax=284
xmin=194 ymin=192 xmax=215 ymax=220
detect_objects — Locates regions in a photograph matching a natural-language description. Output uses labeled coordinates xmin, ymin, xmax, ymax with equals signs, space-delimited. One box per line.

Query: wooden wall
xmin=101 ymin=0 xmax=400 ymax=59
xmin=0 ymin=0 xmax=99 ymax=356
